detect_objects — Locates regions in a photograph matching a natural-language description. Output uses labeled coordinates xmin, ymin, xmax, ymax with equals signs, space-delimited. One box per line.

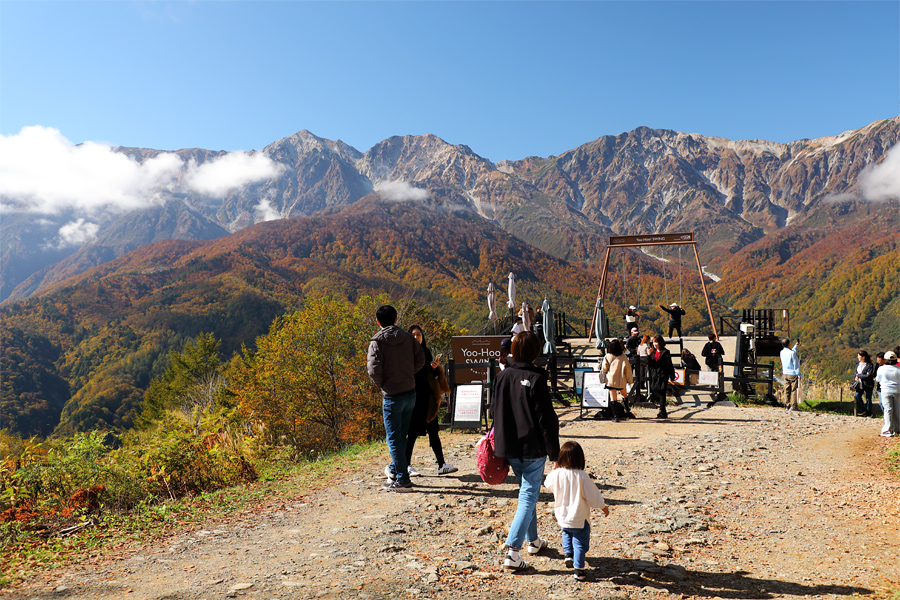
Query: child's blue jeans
xmin=562 ymin=520 xmax=591 ymax=569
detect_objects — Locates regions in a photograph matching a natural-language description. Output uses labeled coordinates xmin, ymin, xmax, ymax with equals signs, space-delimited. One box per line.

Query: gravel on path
xmin=8 ymin=402 xmax=900 ymax=600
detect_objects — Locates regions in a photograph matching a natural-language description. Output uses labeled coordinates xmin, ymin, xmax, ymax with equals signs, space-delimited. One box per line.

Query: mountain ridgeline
xmin=1 ymin=119 xmax=898 ymax=438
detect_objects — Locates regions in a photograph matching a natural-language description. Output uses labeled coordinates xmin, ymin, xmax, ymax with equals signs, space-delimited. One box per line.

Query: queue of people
xmin=858 ymin=348 xmax=900 ymax=437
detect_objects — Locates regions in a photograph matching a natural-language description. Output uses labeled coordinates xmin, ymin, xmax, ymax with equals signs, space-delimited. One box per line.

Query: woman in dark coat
xmin=648 ymin=335 xmax=676 ymax=419
xmin=404 ymin=326 xmax=457 ymax=476
xmin=491 ymin=331 xmax=560 ymax=571
xmin=854 ymin=350 xmax=876 ymax=417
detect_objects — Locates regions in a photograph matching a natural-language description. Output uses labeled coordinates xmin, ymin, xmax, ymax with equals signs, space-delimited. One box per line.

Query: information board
xmin=582 ymin=372 xmax=609 ymax=407
xmin=698 ymin=371 xmax=719 ymax=386
xmin=452 ymin=384 xmax=484 ymax=428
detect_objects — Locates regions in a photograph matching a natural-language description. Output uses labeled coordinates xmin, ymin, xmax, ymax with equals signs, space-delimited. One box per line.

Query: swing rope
xmin=637 ymin=249 xmax=642 ymax=310
xmin=662 ymin=248 xmax=670 ymax=306
xmin=622 ymin=252 xmax=628 ymax=308
xmin=678 ymin=246 xmax=683 ymax=307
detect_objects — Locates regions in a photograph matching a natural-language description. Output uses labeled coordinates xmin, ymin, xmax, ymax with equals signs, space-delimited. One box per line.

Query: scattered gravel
xmin=9 ymin=400 xmax=900 ymax=600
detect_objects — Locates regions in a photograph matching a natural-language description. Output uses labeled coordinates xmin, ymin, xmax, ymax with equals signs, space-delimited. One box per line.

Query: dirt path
xmin=8 ymin=401 xmax=900 ymax=600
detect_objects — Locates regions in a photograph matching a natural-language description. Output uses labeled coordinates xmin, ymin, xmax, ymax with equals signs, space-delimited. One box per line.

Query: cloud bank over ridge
xmin=0 ymin=126 xmax=284 ymax=215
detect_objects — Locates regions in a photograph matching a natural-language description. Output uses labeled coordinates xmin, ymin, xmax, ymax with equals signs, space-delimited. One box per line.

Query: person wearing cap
xmin=624 ymin=306 xmax=640 ymax=335
xmin=499 ymin=337 xmax=513 ymax=370
xmin=875 ymin=350 xmax=900 ymax=437
xmin=658 ymin=303 xmax=687 ymax=338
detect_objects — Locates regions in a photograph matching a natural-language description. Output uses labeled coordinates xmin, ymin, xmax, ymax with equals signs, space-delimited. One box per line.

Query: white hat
xmin=628 ymin=305 xmax=636 ymax=309
xmin=670 ymin=302 xmax=678 ymax=307
xmin=886 ymin=351 xmax=898 ymax=361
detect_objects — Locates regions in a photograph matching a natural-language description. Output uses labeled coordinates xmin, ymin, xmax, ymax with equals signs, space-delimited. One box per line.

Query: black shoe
xmin=573 ymin=568 xmax=587 ymax=581
xmin=565 ymin=554 xmax=574 ymax=569
xmin=657 ymin=412 xmax=668 ymax=419
xmin=381 ymin=480 xmax=413 ymax=492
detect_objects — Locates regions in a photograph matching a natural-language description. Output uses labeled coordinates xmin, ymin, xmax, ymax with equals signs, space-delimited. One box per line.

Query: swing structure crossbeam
xmin=590 ymin=232 xmax=719 ymax=341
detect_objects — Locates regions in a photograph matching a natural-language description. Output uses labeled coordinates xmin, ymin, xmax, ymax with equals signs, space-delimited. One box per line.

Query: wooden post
xmin=588 ymin=246 xmax=612 ymax=342
xmin=692 ymin=243 xmax=718 ymax=340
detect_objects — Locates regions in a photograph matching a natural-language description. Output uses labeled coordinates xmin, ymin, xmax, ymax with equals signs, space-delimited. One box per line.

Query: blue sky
xmin=1 ymin=1 xmax=898 ymax=162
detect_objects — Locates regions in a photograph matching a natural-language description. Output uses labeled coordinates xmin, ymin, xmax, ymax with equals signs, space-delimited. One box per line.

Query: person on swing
xmin=658 ymin=302 xmax=686 ymax=338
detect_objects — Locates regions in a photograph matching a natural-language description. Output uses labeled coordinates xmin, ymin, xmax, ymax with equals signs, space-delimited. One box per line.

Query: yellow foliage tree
xmin=229 ymin=296 xmax=383 ymax=455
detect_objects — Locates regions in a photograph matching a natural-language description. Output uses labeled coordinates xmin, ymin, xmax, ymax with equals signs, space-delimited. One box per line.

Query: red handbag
xmin=476 ymin=428 xmax=509 ymax=485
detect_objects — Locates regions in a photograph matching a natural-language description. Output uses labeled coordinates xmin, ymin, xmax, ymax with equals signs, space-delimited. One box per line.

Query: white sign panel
xmin=453 ymin=384 xmax=483 ymax=423
xmin=672 ymin=368 xmax=685 ymax=385
xmin=698 ymin=371 xmax=719 ymax=386
xmin=582 ymin=372 xmax=609 ymax=407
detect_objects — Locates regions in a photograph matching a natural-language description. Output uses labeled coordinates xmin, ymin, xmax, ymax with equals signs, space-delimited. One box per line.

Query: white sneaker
xmin=407 ymin=466 xmax=421 ymax=477
xmin=437 ymin=463 xmax=458 ymax=475
xmin=384 ymin=465 xmax=395 ymax=480
xmin=503 ymin=553 xmax=528 ymax=571
xmin=526 ymin=538 xmax=548 ymax=554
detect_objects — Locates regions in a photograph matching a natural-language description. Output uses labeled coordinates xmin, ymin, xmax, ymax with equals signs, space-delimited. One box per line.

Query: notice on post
xmin=453 ymin=384 xmax=483 ymax=423
xmin=582 ymin=371 xmax=609 ymax=407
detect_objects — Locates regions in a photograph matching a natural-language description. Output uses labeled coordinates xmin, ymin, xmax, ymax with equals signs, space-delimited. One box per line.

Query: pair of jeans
xmin=505 ymin=456 xmax=547 ymax=550
xmin=562 ymin=520 xmax=591 ymax=569
xmin=855 ymin=386 xmax=873 ymax=415
xmin=383 ymin=390 xmax=417 ymax=484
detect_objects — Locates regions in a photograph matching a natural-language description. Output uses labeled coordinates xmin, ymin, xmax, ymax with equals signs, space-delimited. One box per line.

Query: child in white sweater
xmin=543 ymin=440 xmax=609 ymax=581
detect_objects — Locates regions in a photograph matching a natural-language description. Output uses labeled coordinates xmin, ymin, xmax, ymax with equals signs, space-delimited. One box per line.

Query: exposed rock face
xmin=498 ymin=119 xmax=899 ymax=262
xmin=1 ymin=118 xmax=897 ymax=302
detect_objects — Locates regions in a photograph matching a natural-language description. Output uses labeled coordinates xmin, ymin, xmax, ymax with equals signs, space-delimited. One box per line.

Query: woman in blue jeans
xmin=490 ymin=331 xmax=560 ymax=571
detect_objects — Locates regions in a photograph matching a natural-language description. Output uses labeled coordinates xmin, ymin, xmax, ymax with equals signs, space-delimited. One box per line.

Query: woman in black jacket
xmin=648 ymin=335 xmax=676 ymax=419
xmin=404 ymin=326 xmax=457 ymax=475
xmin=491 ymin=331 xmax=560 ymax=572
xmin=854 ymin=350 xmax=876 ymax=417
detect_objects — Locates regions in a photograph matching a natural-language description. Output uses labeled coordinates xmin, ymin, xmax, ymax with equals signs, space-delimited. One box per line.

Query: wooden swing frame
xmin=589 ymin=232 xmax=718 ymax=341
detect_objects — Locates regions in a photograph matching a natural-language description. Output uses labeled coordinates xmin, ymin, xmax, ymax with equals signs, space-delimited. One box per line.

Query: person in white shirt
xmin=511 ymin=316 xmax=525 ymax=337
xmin=875 ymin=351 xmax=900 ymax=437
xmin=543 ymin=441 xmax=609 ymax=581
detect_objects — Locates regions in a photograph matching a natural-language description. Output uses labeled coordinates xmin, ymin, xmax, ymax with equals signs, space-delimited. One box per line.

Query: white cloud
xmin=55 ymin=218 xmax=99 ymax=248
xmin=0 ymin=126 xmax=285 ymax=215
xmin=185 ymin=151 xmax=285 ymax=197
xmin=374 ymin=180 xmax=430 ymax=202
xmin=860 ymin=142 xmax=900 ymax=202
xmin=254 ymin=199 xmax=281 ymax=223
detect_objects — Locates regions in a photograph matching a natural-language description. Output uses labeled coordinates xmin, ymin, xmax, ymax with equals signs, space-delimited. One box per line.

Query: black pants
xmin=668 ymin=323 xmax=681 ymax=338
xmin=406 ymin=417 xmax=446 ymax=467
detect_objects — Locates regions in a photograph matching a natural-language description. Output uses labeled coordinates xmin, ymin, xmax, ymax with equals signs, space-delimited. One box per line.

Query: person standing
xmin=658 ymin=303 xmax=686 ymax=338
xmin=367 ymin=305 xmax=426 ymax=491
xmin=853 ymin=350 xmax=876 ymax=417
xmin=701 ymin=333 xmax=725 ymax=372
xmin=648 ymin=335 xmax=676 ymax=419
xmin=404 ymin=325 xmax=457 ymax=476
xmin=624 ymin=306 xmax=640 ymax=335
xmin=511 ymin=316 xmax=526 ymax=337
xmin=602 ymin=338 xmax=633 ymax=420
xmin=491 ymin=331 xmax=560 ymax=571
xmin=780 ymin=338 xmax=801 ymax=411
xmin=876 ymin=351 xmax=900 ymax=436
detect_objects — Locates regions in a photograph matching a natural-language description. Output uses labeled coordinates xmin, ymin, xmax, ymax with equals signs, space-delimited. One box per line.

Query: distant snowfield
xmin=640 ymin=248 xmax=721 ymax=282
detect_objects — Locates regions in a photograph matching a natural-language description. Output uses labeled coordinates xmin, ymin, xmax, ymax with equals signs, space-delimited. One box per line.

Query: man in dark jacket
xmin=367 ymin=305 xmax=425 ymax=491
xmin=659 ymin=302 xmax=687 ymax=338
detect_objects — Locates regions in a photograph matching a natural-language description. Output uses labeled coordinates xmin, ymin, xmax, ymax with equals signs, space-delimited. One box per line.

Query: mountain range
xmin=1 ymin=118 xmax=897 ymax=438
xmin=4 ymin=118 xmax=897 ymax=303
